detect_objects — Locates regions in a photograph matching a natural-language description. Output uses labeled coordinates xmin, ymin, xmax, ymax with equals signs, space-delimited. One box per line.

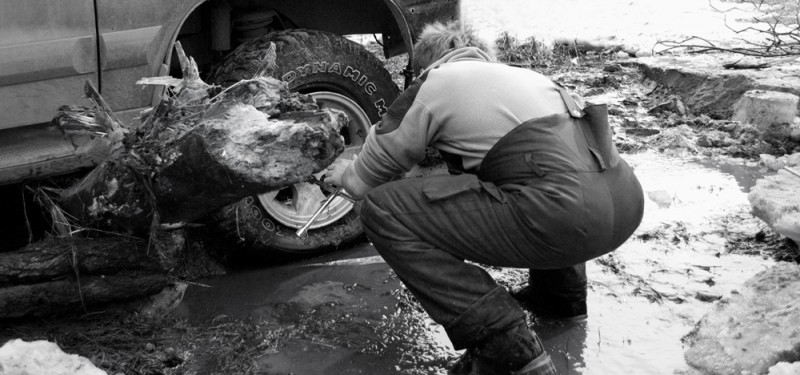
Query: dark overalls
xmin=359 ymin=87 xmax=644 ymax=350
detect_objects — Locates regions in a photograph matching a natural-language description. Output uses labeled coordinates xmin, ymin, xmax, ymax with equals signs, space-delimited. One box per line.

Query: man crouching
xmin=325 ymin=21 xmax=644 ymax=374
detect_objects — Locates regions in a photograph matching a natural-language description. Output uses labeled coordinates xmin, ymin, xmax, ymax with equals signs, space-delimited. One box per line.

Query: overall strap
xmin=554 ymin=83 xmax=584 ymax=119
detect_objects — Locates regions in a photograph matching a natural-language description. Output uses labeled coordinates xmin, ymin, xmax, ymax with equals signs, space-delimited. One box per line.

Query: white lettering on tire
xmin=282 ymin=61 xmax=383 ymax=98
xmin=365 ymin=82 xmax=376 ymax=96
xmin=374 ymin=98 xmax=388 ymax=116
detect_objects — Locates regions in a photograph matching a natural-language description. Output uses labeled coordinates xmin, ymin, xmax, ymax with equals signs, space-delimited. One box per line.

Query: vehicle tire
xmin=208 ymin=29 xmax=400 ymax=259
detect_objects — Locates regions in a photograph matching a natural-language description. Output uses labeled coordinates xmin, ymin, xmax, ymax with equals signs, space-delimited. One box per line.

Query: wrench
xmin=295 ymin=186 xmax=355 ymax=237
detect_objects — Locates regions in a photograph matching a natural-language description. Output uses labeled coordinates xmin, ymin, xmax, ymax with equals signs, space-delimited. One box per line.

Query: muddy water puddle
xmin=175 ymin=151 xmax=774 ymax=374
xmin=174 ymin=246 xmax=455 ymax=374
xmin=537 ymin=151 xmax=775 ymax=375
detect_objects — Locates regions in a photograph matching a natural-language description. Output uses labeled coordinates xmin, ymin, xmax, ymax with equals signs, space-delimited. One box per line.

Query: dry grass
xmin=493 ymin=32 xmax=579 ymax=74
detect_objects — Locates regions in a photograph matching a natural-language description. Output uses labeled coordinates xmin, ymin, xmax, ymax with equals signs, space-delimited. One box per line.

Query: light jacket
xmin=353 ymin=47 xmax=569 ymax=187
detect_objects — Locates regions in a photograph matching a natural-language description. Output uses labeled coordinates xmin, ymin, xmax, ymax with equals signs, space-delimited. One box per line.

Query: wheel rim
xmin=257 ymin=91 xmax=371 ymax=229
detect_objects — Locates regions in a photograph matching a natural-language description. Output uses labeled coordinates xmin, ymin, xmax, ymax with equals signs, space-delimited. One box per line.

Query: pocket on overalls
xmin=421 ymin=174 xmax=506 ymax=203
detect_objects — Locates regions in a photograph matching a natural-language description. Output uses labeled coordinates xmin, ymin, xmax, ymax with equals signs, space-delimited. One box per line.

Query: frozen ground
xmin=462 ymin=0 xmax=758 ymax=53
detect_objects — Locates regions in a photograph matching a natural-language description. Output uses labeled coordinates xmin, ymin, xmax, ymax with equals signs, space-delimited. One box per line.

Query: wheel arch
xmin=380 ymin=0 xmax=416 ymax=62
xmin=153 ymin=0 xmax=457 ymax=100
xmin=157 ymin=0 xmax=452 ymax=72
xmin=229 ymin=0 xmax=415 ymax=60
xmin=143 ymin=0 xmax=207 ymax=105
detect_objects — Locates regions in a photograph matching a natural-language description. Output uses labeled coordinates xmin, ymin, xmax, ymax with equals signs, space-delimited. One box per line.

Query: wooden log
xmin=57 ymin=42 xmax=346 ymax=234
xmin=58 ymin=160 xmax=153 ymax=234
xmin=0 ymin=43 xmax=343 ymax=320
xmin=0 ymin=237 xmax=160 ymax=288
xmin=0 ymin=272 xmax=171 ymax=319
xmin=59 ymin=101 xmax=345 ymax=232
xmin=153 ymin=103 xmax=346 ymax=223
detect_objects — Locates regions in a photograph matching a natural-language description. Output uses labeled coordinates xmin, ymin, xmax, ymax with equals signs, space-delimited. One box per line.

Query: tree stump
xmin=57 ymin=42 xmax=347 ymax=234
xmin=0 ymin=42 xmax=348 ymax=320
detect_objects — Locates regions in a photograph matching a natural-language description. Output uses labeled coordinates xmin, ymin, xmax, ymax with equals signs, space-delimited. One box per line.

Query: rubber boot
xmin=448 ymin=324 xmax=557 ymax=375
xmin=511 ymin=264 xmax=587 ymax=322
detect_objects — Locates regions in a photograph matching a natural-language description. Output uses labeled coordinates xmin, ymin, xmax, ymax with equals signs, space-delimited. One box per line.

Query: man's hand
xmin=323 ymin=155 xmax=373 ymax=200
xmin=324 ymin=157 xmax=354 ymax=187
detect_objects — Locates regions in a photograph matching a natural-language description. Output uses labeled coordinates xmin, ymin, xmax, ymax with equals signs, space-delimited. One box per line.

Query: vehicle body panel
xmin=95 ymin=0 xmax=191 ymax=112
xmin=0 ymin=0 xmax=460 ymax=184
xmin=0 ymin=0 xmax=98 ymax=130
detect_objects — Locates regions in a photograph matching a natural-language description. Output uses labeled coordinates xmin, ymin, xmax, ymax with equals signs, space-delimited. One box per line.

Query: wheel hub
xmin=257 ymin=91 xmax=371 ymax=229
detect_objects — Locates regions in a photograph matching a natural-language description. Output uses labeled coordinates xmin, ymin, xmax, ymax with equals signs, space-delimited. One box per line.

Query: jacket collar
xmin=421 ymin=47 xmax=494 ymax=74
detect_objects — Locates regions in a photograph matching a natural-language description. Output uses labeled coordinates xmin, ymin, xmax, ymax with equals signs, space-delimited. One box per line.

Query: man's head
xmin=412 ymin=21 xmax=494 ymax=73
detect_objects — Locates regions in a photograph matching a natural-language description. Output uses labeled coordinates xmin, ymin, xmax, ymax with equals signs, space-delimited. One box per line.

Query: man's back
xmin=420 ymin=57 xmax=569 ymax=170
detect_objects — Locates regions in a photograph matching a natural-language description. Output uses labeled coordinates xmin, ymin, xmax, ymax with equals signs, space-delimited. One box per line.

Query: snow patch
xmin=0 ymin=339 xmax=106 ymax=375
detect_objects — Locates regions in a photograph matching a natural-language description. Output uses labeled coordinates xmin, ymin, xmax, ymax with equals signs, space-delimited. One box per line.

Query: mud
xmin=5 ymin=144 xmax=785 ymax=375
xmin=174 ymin=247 xmax=454 ymax=374
xmin=3 ymin=57 xmax=798 ymax=375
xmin=3 ymin=54 xmax=797 ymax=375
xmin=633 ymin=54 xmax=800 ymax=120
xmin=4 ymin=1 xmax=800 ymax=374
xmin=155 ymin=54 xmax=800 ymax=374
xmin=158 ymin=150 xmax=786 ymax=375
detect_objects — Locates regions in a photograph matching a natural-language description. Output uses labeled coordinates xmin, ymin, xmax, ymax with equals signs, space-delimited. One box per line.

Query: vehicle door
xmin=0 ymin=0 xmax=99 ymax=130
xmin=95 ymin=0 xmax=199 ymax=116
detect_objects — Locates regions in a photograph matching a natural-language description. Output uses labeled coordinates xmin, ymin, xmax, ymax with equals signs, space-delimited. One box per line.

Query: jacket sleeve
xmin=353 ymin=74 xmax=439 ymax=187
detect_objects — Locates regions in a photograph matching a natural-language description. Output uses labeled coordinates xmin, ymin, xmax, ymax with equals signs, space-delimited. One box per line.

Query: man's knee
xmin=359 ymin=180 xmax=418 ymax=232
xmin=359 ymin=185 xmax=414 ymax=245
xmin=359 ymin=188 xmax=389 ymax=233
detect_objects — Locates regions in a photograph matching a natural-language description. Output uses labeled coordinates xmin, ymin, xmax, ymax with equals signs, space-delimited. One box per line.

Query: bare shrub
xmin=656 ymin=0 xmax=800 ymax=56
